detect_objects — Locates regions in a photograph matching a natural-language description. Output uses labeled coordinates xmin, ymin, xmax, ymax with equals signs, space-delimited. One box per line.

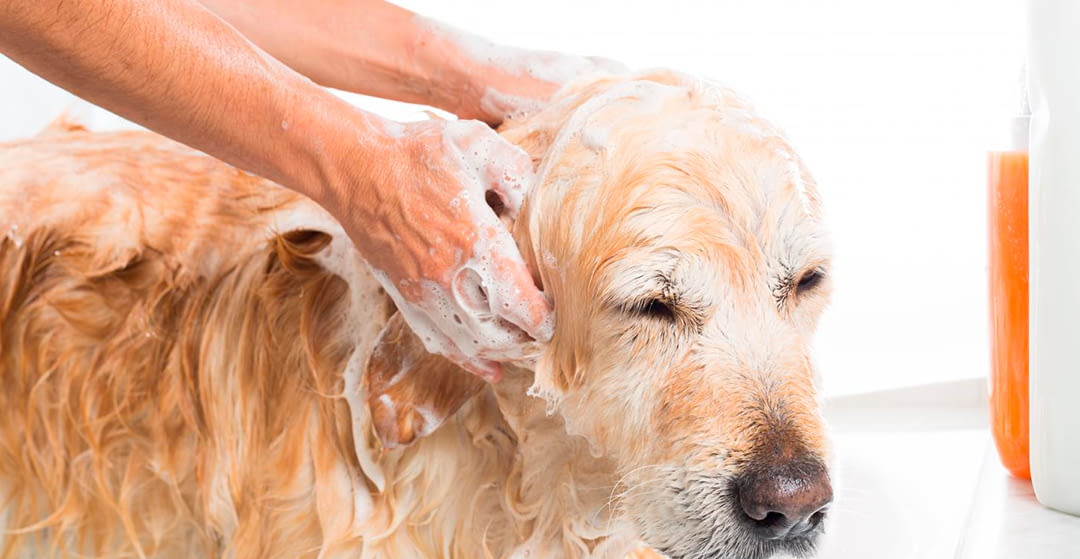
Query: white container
xmin=1028 ymin=0 xmax=1080 ymax=517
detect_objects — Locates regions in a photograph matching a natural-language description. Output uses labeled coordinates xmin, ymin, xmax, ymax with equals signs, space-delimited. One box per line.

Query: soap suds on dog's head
xmin=6 ymin=223 xmax=23 ymax=249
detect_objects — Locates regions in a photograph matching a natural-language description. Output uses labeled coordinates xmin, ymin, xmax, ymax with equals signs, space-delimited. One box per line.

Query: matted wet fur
xmin=0 ymin=71 xmax=832 ymax=559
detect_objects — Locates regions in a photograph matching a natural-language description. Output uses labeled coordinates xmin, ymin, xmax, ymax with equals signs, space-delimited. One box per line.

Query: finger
xmin=382 ymin=283 xmax=489 ymax=371
xmin=483 ymin=243 xmax=554 ymax=344
xmin=396 ymin=298 xmax=505 ymax=381
xmin=448 ymin=121 xmax=535 ymax=218
xmin=449 ymin=263 xmax=532 ymax=348
xmin=448 ymin=250 xmax=541 ymax=364
xmin=392 ymin=266 xmax=520 ymax=380
xmin=457 ymin=211 xmax=552 ymax=345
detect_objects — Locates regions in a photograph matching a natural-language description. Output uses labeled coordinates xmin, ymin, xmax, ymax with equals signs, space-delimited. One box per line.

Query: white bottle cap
xmin=1012 ymin=114 xmax=1030 ymax=151
xmin=1011 ymin=65 xmax=1030 ymax=151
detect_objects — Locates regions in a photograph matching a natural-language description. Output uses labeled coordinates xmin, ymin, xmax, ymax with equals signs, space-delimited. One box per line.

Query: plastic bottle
xmin=988 ymin=105 xmax=1029 ymax=480
xmin=1028 ymin=0 xmax=1080 ymax=517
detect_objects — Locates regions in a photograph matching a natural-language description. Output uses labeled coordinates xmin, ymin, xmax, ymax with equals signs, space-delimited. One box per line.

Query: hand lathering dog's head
xmin=365 ymin=71 xmax=833 ymax=559
xmin=506 ymin=71 xmax=834 ymax=559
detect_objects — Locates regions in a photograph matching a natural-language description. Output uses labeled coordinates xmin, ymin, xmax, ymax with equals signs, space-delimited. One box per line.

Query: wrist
xmin=410 ymin=19 xmax=562 ymax=124
xmin=275 ymin=84 xmax=398 ymax=219
xmin=404 ymin=18 xmax=484 ymax=118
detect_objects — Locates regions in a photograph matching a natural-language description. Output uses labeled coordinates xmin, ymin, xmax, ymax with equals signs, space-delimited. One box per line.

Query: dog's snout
xmin=736 ymin=460 xmax=832 ymax=540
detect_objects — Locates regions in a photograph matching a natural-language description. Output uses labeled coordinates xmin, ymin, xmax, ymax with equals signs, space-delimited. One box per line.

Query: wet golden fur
xmin=0 ymin=71 xmax=831 ymax=559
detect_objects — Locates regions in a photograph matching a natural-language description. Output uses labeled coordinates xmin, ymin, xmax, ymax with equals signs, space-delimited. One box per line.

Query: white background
xmin=0 ymin=0 xmax=1024 ymax=396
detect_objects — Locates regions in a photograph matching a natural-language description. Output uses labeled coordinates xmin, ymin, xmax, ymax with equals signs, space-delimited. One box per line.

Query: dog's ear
xmin=363 ymin=312 xmax=486 ymax=449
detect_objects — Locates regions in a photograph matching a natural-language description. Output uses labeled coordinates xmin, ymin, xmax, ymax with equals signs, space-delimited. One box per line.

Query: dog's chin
xmin=653 ymin=533 xmax=821 ymax=559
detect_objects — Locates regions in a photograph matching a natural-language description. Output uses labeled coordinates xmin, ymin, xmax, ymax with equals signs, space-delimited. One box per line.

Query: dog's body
xmin=0 ymin=72 xmax=832 ymax=559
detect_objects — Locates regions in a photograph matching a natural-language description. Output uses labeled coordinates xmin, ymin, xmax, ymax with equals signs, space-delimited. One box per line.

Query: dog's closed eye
xmin=631 ymin=297 xmax=678 ymax=321
xmin=795 ymin=268 xmax=825 ymax=295
xmin=618 ymin=292 xmax=706 ymax=331
xmin=774 ymin=266 xmax=828 ymax=309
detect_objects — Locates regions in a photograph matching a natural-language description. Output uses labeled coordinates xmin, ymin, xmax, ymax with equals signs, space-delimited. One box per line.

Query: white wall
xmin=0 ymin=0 xmax=1023 ymax=396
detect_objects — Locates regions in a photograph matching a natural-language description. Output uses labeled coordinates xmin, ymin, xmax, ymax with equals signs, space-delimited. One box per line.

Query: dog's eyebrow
xmin=603 ymin=271 xmax=673 ymax=309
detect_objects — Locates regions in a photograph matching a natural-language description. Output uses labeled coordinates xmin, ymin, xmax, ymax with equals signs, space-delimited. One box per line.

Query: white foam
xmin=580 ymin=124 xmax=610 ymax=152
xmin=519 ymin=79 xmax=690 ymax=271
xmin=414 ymin=15 xmax=626 ymax=124
xmin=525 ymin=379 xmax=562 ymax=417
xmin=377 ymin=118 xmax=407 ymax=139
xmin=343 ymin=333 xmax=386 ymax=492
xmin=532 ymin=80 xmax=685 ymax=192
xmin=417 ymin=17 xmax=610 ymax=86
xmin=377 ymin=394 xmax=396 ymax=415
xmin=541 ymin=249 xmax=559 ymax=270
xmin=480 ymin=88 xmax=546 ymax=123
xmin=441 ymin=120 xmax=532 ymax=218
xmin=270 ymin=199 xmax=389 ymax=491
xmin=0 ymin=481 xmax=9 ymax=552
xmin=789 ymin=158 xmax=813 ymax=216
xmin=7 ymin=223 xmax=23 ymax=249
xmin=412 ymin=404 xmax=443 ymax=439
xmin=657 ymin=117 xmax=711 ymax=151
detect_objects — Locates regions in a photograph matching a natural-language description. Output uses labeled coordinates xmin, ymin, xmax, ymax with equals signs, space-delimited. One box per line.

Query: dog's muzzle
xmin=651 ymin=457 xmax=832 ymax=559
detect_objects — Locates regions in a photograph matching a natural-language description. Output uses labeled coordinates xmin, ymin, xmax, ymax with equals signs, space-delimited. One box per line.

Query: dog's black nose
xmin=736 ymin=460 xmax=832 ymax=540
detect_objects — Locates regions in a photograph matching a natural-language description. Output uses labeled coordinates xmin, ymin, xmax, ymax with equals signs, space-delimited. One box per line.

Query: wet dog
xmin=0 ymin=70 xmax=832 ymax=559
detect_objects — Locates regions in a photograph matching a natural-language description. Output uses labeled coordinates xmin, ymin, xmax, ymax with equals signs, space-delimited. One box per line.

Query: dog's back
xmin=0 ymin=129 xmax=383 ymax=557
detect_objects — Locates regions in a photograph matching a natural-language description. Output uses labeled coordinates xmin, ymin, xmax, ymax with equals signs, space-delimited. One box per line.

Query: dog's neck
xmin=480 ymin=366 xmax=641 ymax=559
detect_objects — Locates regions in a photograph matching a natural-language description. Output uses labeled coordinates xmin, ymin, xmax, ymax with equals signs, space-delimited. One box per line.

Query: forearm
xmin=198 ymin=0 xmax=568 ymax=123
xmin=0 ymin=0 xmax=386 ymax=206
xmin=198 ymin=0 xmax=461 ymax=108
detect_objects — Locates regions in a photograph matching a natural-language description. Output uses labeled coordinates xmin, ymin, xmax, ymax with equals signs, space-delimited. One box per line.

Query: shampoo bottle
xmin=1028 ymin=0 xmax=1080 ymax=516
xmin=988 ymin=95 xmax=1029 ymax=480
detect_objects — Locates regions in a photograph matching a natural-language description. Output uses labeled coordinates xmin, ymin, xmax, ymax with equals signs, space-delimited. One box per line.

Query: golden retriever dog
xmin=0 ymin=71 xmax=833 ymax=559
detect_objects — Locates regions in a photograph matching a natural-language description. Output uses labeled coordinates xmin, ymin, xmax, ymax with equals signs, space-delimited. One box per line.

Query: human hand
xmin=415 ymin=18 xmax=626 ymax=126
xmin=457 ymin=49 xmax=627 ymax=125
xmin=331 ymin=118 xmax=552 ymax=381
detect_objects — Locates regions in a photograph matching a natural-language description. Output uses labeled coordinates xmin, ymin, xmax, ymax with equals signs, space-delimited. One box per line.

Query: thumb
xmin=483 ymin=236 xmax=554 ymax=344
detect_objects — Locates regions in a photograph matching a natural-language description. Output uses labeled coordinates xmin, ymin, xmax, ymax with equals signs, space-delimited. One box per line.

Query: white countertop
xmin=957 ymin=451 xmax=1080 ymax=558
xmin=814 ymin=379 xmax=1080 ymax=559
xmin=816 ymin=430 xmax=986 ymax=558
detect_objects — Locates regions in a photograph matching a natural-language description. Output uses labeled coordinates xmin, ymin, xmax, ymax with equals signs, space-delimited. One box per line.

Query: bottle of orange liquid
xmin=987 ymin=101 xmax=1030 ymax=480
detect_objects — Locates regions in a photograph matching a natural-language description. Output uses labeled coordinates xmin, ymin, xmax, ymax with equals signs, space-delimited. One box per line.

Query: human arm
xmin=0 ymin=0 xmax=551 ymax=379
xmin=198 ymin=0 xmax=622 ymax=124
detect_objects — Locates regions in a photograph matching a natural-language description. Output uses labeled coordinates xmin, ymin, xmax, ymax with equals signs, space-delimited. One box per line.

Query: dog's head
xmin=365 ymin=71 xmax=833 ymax=559
xmin=506 ymin=71 xmax=833 ymax=559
